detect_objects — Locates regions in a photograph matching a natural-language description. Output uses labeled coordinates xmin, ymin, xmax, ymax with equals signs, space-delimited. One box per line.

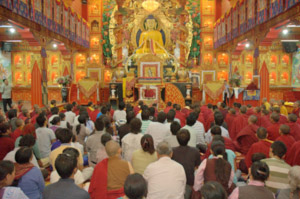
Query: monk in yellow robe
xmin=136 ymin=15 xmax=165 ymax=54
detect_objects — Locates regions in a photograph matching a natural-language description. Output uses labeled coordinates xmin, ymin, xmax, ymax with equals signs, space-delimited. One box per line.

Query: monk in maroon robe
xmin=230 ymin=106 xmax=249 ymax=140
xmin=175 ymin=104 xmax=186 ymax=127
xmin=286 ymin=114 xmax=300 ymax=141
xmin=276 ymin=124 xmax=295 ymax=156
xmin=200 ymin=102 xmax=212 ymax=120
xmin=246 ymin=105 xmax=255 ymax=116
xmin=144 ymin=86 xmax=155 ymax=99
xmin=273 ymin=107 xmax=288 ymax=124
xmin=267 ymin=113 xmax=281 ymax=141
xmin=253 ymin=107 xmax=262 ymax=127
xmin=246 ymin=81 xmax=258 ymax=90
xmin=134 ymin=101 xmax=143 ymax=116
xmin=260 ymin=109 xmax=272 ymax=129
xmin=225 ymin=108 xmax=237 ymax=136
xmin=286 ymin=140 xmax=300 ymax=166
xmin=205 ymin=111 xmax=215 ymax=132
xmin=234 ymin=115 xmax=259 ymax=155
xmin=245 ymin=127 xmax=273 ymax=168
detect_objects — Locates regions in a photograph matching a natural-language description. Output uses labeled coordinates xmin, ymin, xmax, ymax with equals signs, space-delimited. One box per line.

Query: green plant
xmin=189 ymin=12 xmax=201 ymax=58
xmin=102 ymin=13 xmax=113 ymax=58
xmin=57 ymin=75 xmax=72 ymax=86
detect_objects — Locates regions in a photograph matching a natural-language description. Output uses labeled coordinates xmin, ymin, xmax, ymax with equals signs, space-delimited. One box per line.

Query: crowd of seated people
xmin=0 ymin=99 xmax=300 ymax=199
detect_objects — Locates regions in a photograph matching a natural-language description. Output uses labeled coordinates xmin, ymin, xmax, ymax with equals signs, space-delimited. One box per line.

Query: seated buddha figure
xmin=136 ymin=15 xmax=165 ymax=55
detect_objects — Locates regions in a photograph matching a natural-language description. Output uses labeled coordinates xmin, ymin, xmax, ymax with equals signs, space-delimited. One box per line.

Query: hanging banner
xmin=247 ymin=0 xmax=255 ymax=30
xmin=54 ymin=0 xmax=62 ymax=34
xmin=31 ymin=0 xmax=43 ymax=24
xmin=86 ymin=24 xmax=90 ymax=48
xmin=70 ymin=9 xmax=76 ymax=41
xmin=226 ymin=9 xmax=232 ymax=42
xmin=0 ymin=0 xmax=12 ymax=9
xmin=270 ymin=0 xmax=283 ymax=18
xmin=232 ymin=2 xmax=239 ymax=39
xmin=82 ymin=19 xmax=87 ymax=47
xmin=63 ymin=3 xmax=69 ymax=38
xmin=217 ymin=19 xmax=221 ymax=47
xmin=213 ymin=23 xmax=218 ymax=48
xmin=239 ymin=0 xmax=246 ymax=35
xmin=43 ymin=0 xmax=53 ymax=30
xmin=220 ymin=17 xmax=226 ymax=45
xmin=12 ymin=0 xmax=18 ymax=13
xmin=257 ymin=0 xmax=267 ymax=24
xmin=76 ymin=15 xmax=82 ymax=44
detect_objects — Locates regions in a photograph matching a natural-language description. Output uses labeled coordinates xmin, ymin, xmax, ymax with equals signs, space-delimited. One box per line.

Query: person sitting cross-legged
xmin=89 ymin=140 xmax=133 ymax=199
xmin=43 ymin=153 xmax=90 ymax=199
xmin=261 ymin=141 xmax=291 ymax=194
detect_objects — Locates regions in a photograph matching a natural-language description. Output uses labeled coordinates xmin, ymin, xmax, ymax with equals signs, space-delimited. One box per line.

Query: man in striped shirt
xmin=261 ymin=141 xmax=291 ymax=193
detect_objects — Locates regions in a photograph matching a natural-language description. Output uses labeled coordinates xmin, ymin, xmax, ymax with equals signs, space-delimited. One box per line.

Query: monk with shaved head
xmin=89 ymin=140 xmax=133 ymax=199
xmin=234 ymin=115 xmax=259 ymax=155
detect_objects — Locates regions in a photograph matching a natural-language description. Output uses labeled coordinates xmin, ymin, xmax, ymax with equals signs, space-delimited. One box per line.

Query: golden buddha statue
xmin=136 ymin=15 xmax=165 ymax=55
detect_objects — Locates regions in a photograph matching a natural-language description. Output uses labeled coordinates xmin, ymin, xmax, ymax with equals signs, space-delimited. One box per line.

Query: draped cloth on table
xmin=165 ymin=83 xmax=185 ymax=108
xmin=78 ymin=80 xmax=98 ymax=98
xmin=203 ymin=82 xmax=225 ymax=100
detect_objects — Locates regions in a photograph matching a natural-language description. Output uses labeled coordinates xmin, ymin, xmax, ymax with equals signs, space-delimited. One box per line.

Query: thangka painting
xmin=0 ymin=0 xmax=12 ymax=10
xmin=286 ymin=0 xmax=298 ymax=9
xmin=18 ymin=0 xmax=29 ymax=18
xmin=0 ymin=51 xmax=12 ymax=83
xmin=292 ymin=51 xmax=300 ymax=87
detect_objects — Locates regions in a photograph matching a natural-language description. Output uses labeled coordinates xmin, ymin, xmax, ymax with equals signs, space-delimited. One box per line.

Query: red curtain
xmin=260 ymin=61 xmax=269 ymax=103
xmin=31 ymin=61 xmax=43 ymax=107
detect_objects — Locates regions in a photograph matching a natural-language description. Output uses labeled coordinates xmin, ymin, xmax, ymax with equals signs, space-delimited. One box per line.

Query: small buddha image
xmin=136 ymin=15 xmax=165 ymax=55
xmin=143 ymin=85 xmax=156 ymax=99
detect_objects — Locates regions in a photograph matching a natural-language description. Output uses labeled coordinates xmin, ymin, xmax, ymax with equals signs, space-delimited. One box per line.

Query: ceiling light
xmin=53 ymin=43 xmax=57 ymax=48
xmin=282 ymin=29 xmax=289 ymax=35
xmin=0 ymin=25 xmax=13 ymax=28
xmin=245 ymin=43 xmax=250 ymax=48
xmin=9 ymin=28 xmax=16 ymax=33
xmin=281 ymin=40 xmax=299 ymax=42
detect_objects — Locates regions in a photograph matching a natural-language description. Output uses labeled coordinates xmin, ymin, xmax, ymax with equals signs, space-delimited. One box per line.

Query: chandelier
xmin=142 ymin=0 xmax=160 ymax=13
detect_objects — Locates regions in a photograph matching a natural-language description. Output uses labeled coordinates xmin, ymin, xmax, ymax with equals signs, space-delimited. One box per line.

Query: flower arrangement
xmin=57 ymin=75 xmax=72 ymax=87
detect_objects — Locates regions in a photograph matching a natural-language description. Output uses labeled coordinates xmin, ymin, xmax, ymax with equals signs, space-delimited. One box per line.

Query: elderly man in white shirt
xmin=145 ymin=112 xmax=171 ymax=148
xmin=143 ymin=141 xmax=186 ymax=199
xmin=189 ymin=112 xmax=206 ymax=146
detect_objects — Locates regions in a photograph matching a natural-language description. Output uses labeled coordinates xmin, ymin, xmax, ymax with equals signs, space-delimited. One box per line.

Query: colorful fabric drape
xmin=78 ymin=80 xmax=98 ymax=98
xmin=214 ymin=23 xmax=218 ymax=48
xmin=260 ymin=62 xmax=270 ymax=103
xmin=216 ymin=20 xmax=221 ymax=48
xmin=247 ymin=0 xmax=255 ymax=30
xmin=286 ymin=0 xmax=298 ymax=9
xmin=31 ymin=61 xmax=43 ymax=107
xmin=239 ymin=0 xmax=246 ymax=35
xmin=232 ymin=2 xmax=238 ymax=39
xmin=203 ymin=82 xmax=225 ymax=100
xmin=0 ymin=0 xmax=12 ymax=9
xmin=18 ymin=0 xmax=29 ymax=18
xmin=165 ymin=83 xmax=185 ymax=108
xmin=76 ymin=16 xmax=82 ymax=44
xmin=31 ymin=0 xmax=43 ymax=24
xmin=220 ymin=17 xmax=226 ymax=45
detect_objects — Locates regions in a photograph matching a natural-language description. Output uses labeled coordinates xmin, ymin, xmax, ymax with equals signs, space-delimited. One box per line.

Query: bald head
xmin=254 ymin=106 xmax=261 ymax=113
xmin=248 ymin=115 xmax=257 ymax=124
xmin=256 ymin=127 xmax=267 ymax=139
xmin=105 ymin=140 xmax=120 ymax=157
xmin=273 ymin=107 xmax=280 ymax=114
xmin=229 ymin=108 xmax=236 ymax=115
